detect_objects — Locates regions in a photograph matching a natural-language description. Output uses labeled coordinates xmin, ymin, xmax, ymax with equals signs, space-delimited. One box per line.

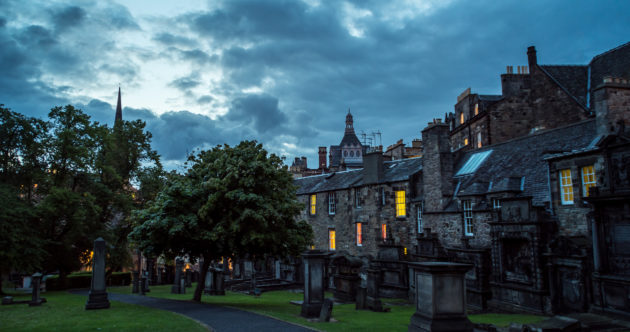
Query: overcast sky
xmin=1 ymin=0 xmax=628 ymax=170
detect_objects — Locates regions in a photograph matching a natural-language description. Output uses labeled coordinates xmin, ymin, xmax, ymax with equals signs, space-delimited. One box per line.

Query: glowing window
xmin=464 ymin=138 xmax=469 ymax=146
xmin=474 ymin=103 xmax=479 ymax=115
xmin=477 ymin=132 xmax=482 ymax=148
xmin=582 ymin=165 xmax=596 ymax=197
xmin=560 ymin=169 xmax=573 ymax=205
xmin=328 ymin=193 xmax=336 ymax=215
xmin=460 ymin=112 xmax=465 ymax=125
xmin=356 ymin=223 xmax=362 ymax=246
xmin=329 ymin=229 xmax=336 ymax=250
xmin=463 ymin=200 xmax=473 ymax=236
xmin=381 ymin=223 xmax=387 ymax=240
xmin=310 ymin=194 xmax=316 ymax=215
xmin=395 ymin=190 xmax=406 ymax=217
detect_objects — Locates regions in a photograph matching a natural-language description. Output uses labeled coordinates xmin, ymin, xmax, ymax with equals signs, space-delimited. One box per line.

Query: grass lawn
xmin=0 ymin=290 xmax=208 ymax=332
xmin=110 ymin=283 xmax=546 ymax=331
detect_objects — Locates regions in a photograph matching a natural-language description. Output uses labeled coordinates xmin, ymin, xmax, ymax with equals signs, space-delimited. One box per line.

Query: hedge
xmin=46 ymin=272 xmax=131 ymax=291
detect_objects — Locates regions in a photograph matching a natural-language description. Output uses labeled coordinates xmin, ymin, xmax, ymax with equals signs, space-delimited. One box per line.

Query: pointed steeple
xmin=115 ymin=86 xmax=123 ymax=123
xmin=345 ymin=108 xmax=354 ymax=135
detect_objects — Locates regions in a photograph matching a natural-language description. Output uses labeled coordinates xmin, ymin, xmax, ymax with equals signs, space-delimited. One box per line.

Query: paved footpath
xmin=72 ymin=290 xmax=315 ymax=332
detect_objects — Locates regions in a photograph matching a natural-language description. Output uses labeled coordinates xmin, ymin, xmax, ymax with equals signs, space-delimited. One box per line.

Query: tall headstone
xmin=301 ymin=250 xmax=328 ymax=318
xmin=408 ymin=262 xmax=473 ymax=332
xmin=132 ymin=271 xmax=140 ymax=293
xmin=85 ymin=237 xmax=110 ymax=310
xmin=29 ymin=273 xmax=45 ymax=307
xmin=185 ymin=268 xmax=192 ymax=287
xmin=171 ymin=258 xmax=184 ymax=294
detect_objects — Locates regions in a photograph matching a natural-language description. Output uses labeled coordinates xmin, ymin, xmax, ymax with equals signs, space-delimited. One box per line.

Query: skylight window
xmin=455 ymin=150 xmax=493 ymax=176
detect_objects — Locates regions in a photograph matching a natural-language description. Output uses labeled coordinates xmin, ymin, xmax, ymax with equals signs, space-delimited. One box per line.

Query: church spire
xmin=345 ymin=108 xmax=354 ymax=135
xmin=115 ymin=86 xmax=123 ymax=123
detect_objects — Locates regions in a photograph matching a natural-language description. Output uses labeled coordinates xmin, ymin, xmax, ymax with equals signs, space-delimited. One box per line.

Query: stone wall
xmin=422 ymin=121 xmax=453 ymax=212
xmin=594 ymin=80 xmax=630 ymax=136
xmin=299 ymin=180 xmax=419 ymax=257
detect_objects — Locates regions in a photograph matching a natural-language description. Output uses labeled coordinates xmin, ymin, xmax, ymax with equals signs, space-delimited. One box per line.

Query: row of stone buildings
xmin=294 ymin=42 xmax=630 ymax=316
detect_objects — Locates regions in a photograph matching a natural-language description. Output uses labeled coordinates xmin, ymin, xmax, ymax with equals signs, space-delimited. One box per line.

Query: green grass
xmin=110 ymin=283 xmax=547 ymax=331
xmin=0 ymin=290 xmax=208 ymax=332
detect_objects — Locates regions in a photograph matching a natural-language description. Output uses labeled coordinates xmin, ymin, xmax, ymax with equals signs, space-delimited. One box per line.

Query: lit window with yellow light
xmin=560 ymin=169 xmax=573 ymax=205
xmin=356 ymin=223 xmax=362 ymax=246
xmin=464 ymin=138 xmax=469 ymax=146
xmin=328 ymin=229 xmax=336 ymax=250
xmin=381 ymin=223 xmax=387 ymax=240
xmin=310 ymin=194 xmax=316 ymax=215
xmin=477 ymin=132 xmax=482 ymax=148
xmin=581 ymin=165 xmax=596 ymax=197
xmin=474 ymin=103 xmax=479 ymax=115
xmin=460 ymin=112 xmax=465 ymax=125
xmin=395 ymin=190 xmax=406 ymax=217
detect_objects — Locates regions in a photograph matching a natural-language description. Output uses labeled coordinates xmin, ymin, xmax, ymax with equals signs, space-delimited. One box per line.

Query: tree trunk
xmin=0 ymin=277 xmax=5 ymax=295
xmin=193 ymin=258 xmax=209 ymax=302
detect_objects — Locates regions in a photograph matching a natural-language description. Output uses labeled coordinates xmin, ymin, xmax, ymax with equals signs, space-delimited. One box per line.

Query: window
xmin=380 ymin=187 xmax=386 ymax=206
xmin=395 ymin=190 xmax=406 ymax=217
xmin=455 ymin=150 xmax=493 ymax=176
xmin=310 ymin=194 xmax=317 ymax=215
xmin=460 ymin=112 xmax=465 ymax=125
xmin=464 ymin=138 xmax=469 ymax=146
xmin=381 ymin=223 xmax=387 ymax=241
xmin=356 ymin=223 xmax=363 ymax=246
xmin=474 ymin=103 xmax=479 ymax=115
xmin=328 ymin=229 xmax=336 ymax=250
xmin=417 ymin=203 xmax=423 ymax=234
xmin=328 ymin=192 xmax=336 ymax=215
xmin=355 ymin=188 xmax=362 ymax=208
xmin=582 ymin=165 xmax=596 ymax=197
xmin=463 ymin=200 xmax=473 ymax=236
xmin=492 ymin=198 xmax=501 ymax=210
xmin=560 ymin=169 xmax=573 ymax=205
xmin=477 ymin=132 xmax=482 ymax=148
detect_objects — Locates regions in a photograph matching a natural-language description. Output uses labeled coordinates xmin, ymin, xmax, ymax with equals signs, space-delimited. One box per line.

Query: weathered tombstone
xmin=140 ymin=275 xmax=146 ymax=295
xmin=180 ymin=275 xmax=186 ymax=294
xmin=2 ymin=296 xmax=14 ymax=305
xmin=408 ymin=262 xmax=473 ymax=332
xmin=143 ymin=271 xmax=150 ymax=293
xmin=301 ymin=250 xmax=327 ymax=318
xmin=132 ymin=270 xmax=140 ymax=293
xmin=171 ymin=258 xmax=184 ymax=294
xmin=28 ymin=273 xmax=45 ymax=307
xmin=85 ymin=237 xmax=110 ymax=309
xmin=213 ymin=267 xmax=225 ymax=295
xmin=366 ymin=265 xmax=383 ymax=312
xmin=204 ymin=270 xmax=213 ymax=294
xmin=185 ymin=268 xmax=192 ymax=287
xmin=244 ymin=261 xmax=253 ymax=278
xmin=275 ymin=260 xmax=282 ymax=279
xmin=319 ymin=298 xmax=334 ymax=322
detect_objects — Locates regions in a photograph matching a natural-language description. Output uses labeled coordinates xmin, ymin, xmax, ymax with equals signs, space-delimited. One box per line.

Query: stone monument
xmin=171 ymin=258 xmax=184 ymax=294
xmin=28 ymin=273 xmax=45 ymax=307
xmin=301 ymin=250 xmax=327 ymax=318
xmin=85 ymin=237 xmax=110 ymax=310
xmin=408 ymin=262 xmax=473 ymax=332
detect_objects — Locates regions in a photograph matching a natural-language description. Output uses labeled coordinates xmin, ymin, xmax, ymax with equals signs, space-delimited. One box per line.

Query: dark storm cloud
xmin=52 ymin=6 xmax=86 ymax=31
xmin=152 ymin=32 xmax=195 ymax=47
xmin=169 ymin=74 xmax=201 ymax=91
xmin=226 ymin=94 xmax=287 ymax=133
xmin=197 ymin=95 xmax=213 ymax=104
xmin=0 ymin=17 xmax=6 ymax=28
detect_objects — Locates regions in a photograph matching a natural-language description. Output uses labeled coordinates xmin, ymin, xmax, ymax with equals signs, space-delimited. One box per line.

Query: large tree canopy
xmin=129 ymin=140 xmax=312 ymax=301
xmin=0 ymin=104 xmax=162 ymax=289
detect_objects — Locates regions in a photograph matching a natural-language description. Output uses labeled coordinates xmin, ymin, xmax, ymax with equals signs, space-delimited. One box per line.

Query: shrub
xmin=46 ymin=272 xmax=131 ymax=290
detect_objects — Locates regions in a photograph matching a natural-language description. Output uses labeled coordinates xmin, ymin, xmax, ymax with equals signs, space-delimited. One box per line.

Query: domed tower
xmin=340 ymin=109 xmax=363 ymax=167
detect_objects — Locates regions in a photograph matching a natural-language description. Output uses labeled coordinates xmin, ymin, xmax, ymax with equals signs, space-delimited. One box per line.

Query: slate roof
xmin=590 ymin=41 xmax=630 ymax=89
xmin=295 ymin=157 xmax=423 ymax=195
xmin=340 ymin=131 xmax=361 ymax=147
xmin=453 ymin=119 xmax=597 ymax=206
xmin=539 ymin=65 xmax=588 ymax=107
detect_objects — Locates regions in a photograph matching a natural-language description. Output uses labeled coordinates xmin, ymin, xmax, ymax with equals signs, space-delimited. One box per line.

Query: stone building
xmin=295 ymin=153 xmax=422 ymax=257
xmin=295 ymin=41 xmax=630 ymax=316
xmin=328 ymin=110 xmax=367 ymax=172
xmin=383 ymin=138 xmax=423 ymax=161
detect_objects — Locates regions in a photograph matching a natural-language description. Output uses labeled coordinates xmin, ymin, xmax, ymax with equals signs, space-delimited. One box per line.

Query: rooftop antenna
xmin=373 ymin=130 xmax=382 ymax=146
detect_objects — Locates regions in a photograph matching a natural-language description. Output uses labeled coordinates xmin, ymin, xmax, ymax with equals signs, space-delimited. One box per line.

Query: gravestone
xmin=203 ymin=270 xmax=213 ymax=294
xmin=143 ymin=271 xmax=150 ymax=293
xmin=366 ymin=265 xmax=383 ymax=312
xmin=408 ymin=262 xmax=473 ymax=332
xmin=171 ymin=258 xmax=184 ymax=294
xmin=29 ymin=273 xmax=45 ymax=307
xmin=180 ymin=275 xmax=186 ymax=294
xmin=319 ymin=298 xmax=334 ymax=322
xmin=85 ymin=237 xmax=110 ymax=309
xmin=140 ymin=275 xmax=146 ymax=295
xmin=185 ymin=268 xmax=192 ymax=287
xmin=132 ymin=271 xmax=140 ymax=293
xmin=213 ymin=267 xmax=225 ymax=295
xmin=301 ymin=250 xmax=327 ymax=318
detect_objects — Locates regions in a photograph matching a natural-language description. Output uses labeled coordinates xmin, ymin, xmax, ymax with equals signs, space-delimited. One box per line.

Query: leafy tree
xmin=130 ymin=141 xmax=312 ymax=302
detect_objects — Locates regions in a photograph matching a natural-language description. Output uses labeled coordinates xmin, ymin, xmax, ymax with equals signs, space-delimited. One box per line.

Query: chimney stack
xmin=527 ymin=46 xmax=537 ymax=70
xmin=363 ymin=151 xmax=384 ymax=185
xmin=318 ymin=147 xmax=327 ymax=170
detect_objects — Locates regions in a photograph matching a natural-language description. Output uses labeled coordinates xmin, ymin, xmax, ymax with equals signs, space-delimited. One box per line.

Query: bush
xmin=46 ymin=272 xmax=131 ymax=290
